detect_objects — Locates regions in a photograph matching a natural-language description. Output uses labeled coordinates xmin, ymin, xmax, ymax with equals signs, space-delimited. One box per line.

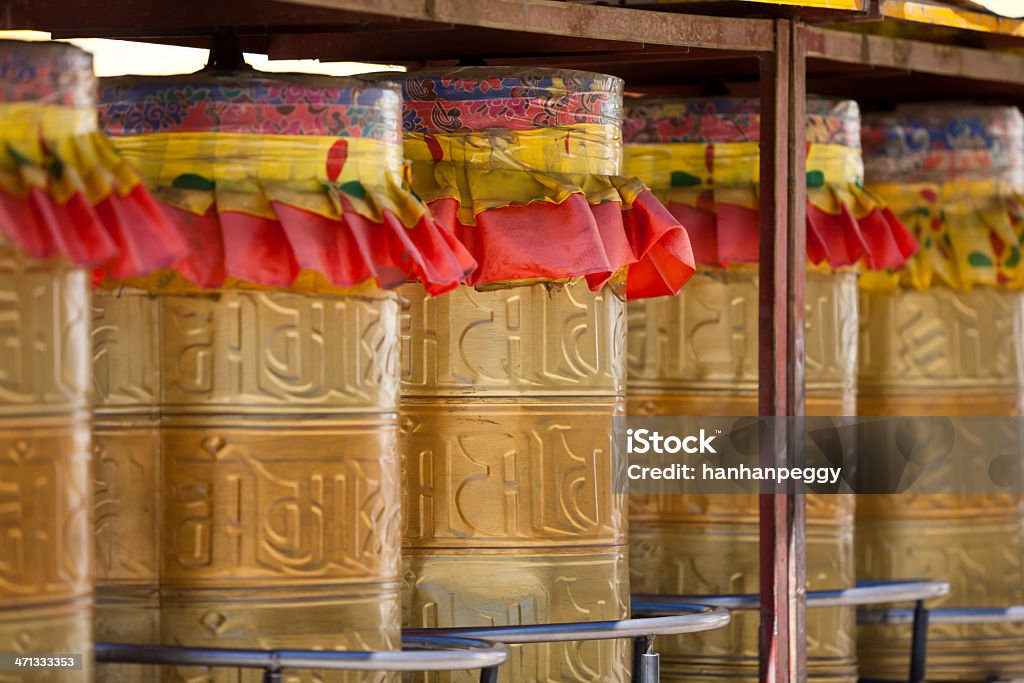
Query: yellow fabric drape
xmin=860 ymin=178 xmax=1024 ymax=291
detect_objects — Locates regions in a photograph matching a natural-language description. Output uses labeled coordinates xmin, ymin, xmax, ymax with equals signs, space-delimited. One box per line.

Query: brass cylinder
xmin=857 ymin=285 xmax=1024 ymax=681
xmin=400 ymin=280 xmax=630 ymax=683
xmin=92 ymin=290 xmax=161 ymax=683
xmin=0 ymin=245 xmax=92 ymax=681
xmin=92 ymin=289 xmax=403 ymax=682
xmin=627 ymin=266 xmax=858 ymax=682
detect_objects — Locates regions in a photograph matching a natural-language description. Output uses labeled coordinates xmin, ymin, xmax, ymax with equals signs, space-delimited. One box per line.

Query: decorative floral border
xmin=0 ymin=40 xmax=95 ymax=108
xmin=100 ymin=75 xmax=402 ymax=142
xmin=391 ymin=68 xmax=624 ymax=133
xmin=623 ymin=97 xmax=861 ymax=148
xmin=863 ymin=106 xmax=1024 ymax=184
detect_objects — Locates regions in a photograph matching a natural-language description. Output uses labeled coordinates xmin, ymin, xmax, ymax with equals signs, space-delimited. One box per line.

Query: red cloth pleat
xmin=275 ymin=198 xmax=474 ymax=294
xmin=716 ymin=203 xmax=760 ymax=264
xmin=158 ymin=199 xmax=475 ymax=293
xmin=855 ymin=206 xmax=920 ymax=270
xmin=620 ymin=190 xmax=695 ymax=300
xmin=585 ymin=201 xmax=637 ymax=291
xmin=806 ymin=202 xmax=869 ymax=268
xmin=430 ymin=191 xmax=696 ymax=299
xmin=164 ymin=206 xmax=227 ymax=288
xmin=421 ymin=217 xmax=478 ymax=290
xmin=806 ymin=203 xmax=919 ymax=270
xmin=93 ymin=185 xmax=188 ymax=278
xmin=272 ymin=202 xmax=376 ymax=288
xmin=29 ymin=187 xmax=119 ymax=265
xmin=371 ymin=209 xmax=475 ymax=297
xmin=668 ymin=202 xmax=718 ymax=266
xmin=444 ymin=194 xmax=616 ymax=286
xmin=219 ymin=210 xmax=300 ymax=287
xmin=0 ymin=186 xmax=186 ymax=277
xmin=807 ymin=220 xmax=826 ymax=267
xmin=0 ymin=190 xmax=58 ymax=258
xmin=673 ymin=199 xmax=918 ymax=271
xmin=365 ymin=211 xmax=439 ymax=292
xmin=393 ymin=199 xmax=477 ymax=293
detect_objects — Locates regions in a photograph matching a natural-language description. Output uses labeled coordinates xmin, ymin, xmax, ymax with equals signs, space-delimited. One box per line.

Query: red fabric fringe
xmin=0 ymin=186 xmax=186 ymax=276
xmin=162 ymin=197 xmax=476 ymax=295
xmin=668 ymin=200 xmax=919 ymax=269
xmin=429 ymin=188 xmax=696 ymax=300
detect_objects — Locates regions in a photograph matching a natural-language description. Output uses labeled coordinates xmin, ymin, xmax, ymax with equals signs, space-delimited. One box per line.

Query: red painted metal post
xmin=758 ymin=18 xmax=808 ymax=683
xmin=787 ymin=25 xmax=808 ymax=682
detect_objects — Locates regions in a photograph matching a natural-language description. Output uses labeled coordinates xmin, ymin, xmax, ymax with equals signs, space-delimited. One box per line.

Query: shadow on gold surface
xmin=627 ymin=267 xmax=858 ymax=682
xmin=857 ymin=287 xmax=1024 ymax=681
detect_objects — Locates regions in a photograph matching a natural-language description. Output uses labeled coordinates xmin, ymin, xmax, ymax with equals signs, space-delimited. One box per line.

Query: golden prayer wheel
xmin=0 ymin=41 xmax=183 ymax=681
xmin=627 ymin=267 xmax=858 ymax=417
xmin=0 ymin=244 xmax=92 ymax=681
xmin=93 ymin=288 xmax=404 ymax=683
xmin=622 ymin=97 xmax=918 ymax=682
xmin=400 ymin=281 xmax=631 ymax=682
xmin=91 ymin=290 xmax=161 ymax=683
xmin=387 ymin=68 xmax=695 ymax=682
xmin=857 ymin=103 xmax=1024 ymax=682
xmin=627 ymin=267 xmax=858 ymax=682
xmin=94 ymin=69 xmax=473 ymax=681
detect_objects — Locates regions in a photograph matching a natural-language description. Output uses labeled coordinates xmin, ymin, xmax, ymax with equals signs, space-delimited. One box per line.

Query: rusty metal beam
xmin=758 ymin=17 xmax=807 ymax=683
xmin=268 ymin=0 xmax=777 ymax=51
xmin=803 ymin=23 xmax=1024 ymax=84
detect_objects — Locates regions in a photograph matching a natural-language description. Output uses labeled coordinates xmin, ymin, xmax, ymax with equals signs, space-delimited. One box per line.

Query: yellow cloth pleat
xmin=111 ymin=131 xmax=428 ymax=228
xmin=861 ymin=179 xmax=1024 ymax=291
xmin=0 ymin=102 xmax=142 ymax=204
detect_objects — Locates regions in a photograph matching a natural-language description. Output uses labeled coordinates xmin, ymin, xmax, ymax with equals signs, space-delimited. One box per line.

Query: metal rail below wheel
xmin=859 ymin=605 xmax=1024 ymax=626
xmin=858 ymin=604 xmax=1024 ymax=683
xmin=632 ymin=579 xmax=950 ymax=683
xmin=405 ymin=603 xmax=731 ymax=683
xmin=95 ymin=635 xmax=510 ymax=683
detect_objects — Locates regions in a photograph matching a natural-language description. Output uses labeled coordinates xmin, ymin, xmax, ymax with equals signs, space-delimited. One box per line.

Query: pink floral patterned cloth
xmin=100 ymin=73 xmax=403 ymax=143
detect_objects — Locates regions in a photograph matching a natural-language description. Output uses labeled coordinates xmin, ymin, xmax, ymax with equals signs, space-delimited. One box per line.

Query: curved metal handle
xmin=95 ymin=636 xmax=509 ymax=673
xmin=632 ymin=579 xmax=950 ymax=614
xmin=859 ymin=605 xmax=1024 ymax=626
xmin=405 ymin=604 xmax=731 ymax=644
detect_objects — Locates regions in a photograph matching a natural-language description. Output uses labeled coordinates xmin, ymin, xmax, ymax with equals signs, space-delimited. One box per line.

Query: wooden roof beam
xmin=270 ymin=0 xmax=777 ymax=52
xmin=802 ymin=23 xmax=1024 ymax=84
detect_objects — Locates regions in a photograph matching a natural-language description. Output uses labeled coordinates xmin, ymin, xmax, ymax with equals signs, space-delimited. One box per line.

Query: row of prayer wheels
xmin=856 ymin=106 xmax=1024 ymax=679
xmin=0 ymin=36 xmax=1022 ymax=683
xmin=623 ymin=99 xmax=1024 ymax=681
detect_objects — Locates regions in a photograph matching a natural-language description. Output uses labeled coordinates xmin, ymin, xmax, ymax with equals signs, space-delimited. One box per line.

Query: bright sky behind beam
xmin=968 ymin=0 xmax=1024 ymax=19
xmin=0 ymin=31 xmax=405 ymax=77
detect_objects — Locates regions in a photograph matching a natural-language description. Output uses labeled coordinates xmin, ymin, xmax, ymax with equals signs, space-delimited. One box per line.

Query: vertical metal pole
xmin=632 ymin=635 xmax=644 ymax=681
xmin=787 ymin=27 xmax=808 ymax=682
xmin=479 ymin=664 xmax=501 ymax=683
xmin=632 ymin=635 xmax=659 ymax=683
xmin=909 ymin=601 xmax=929 ymax=683
xmin=263 ymin=668 xmax=284 ymax=683
xmin=758 ymin=18 xmax=808 ymax=683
